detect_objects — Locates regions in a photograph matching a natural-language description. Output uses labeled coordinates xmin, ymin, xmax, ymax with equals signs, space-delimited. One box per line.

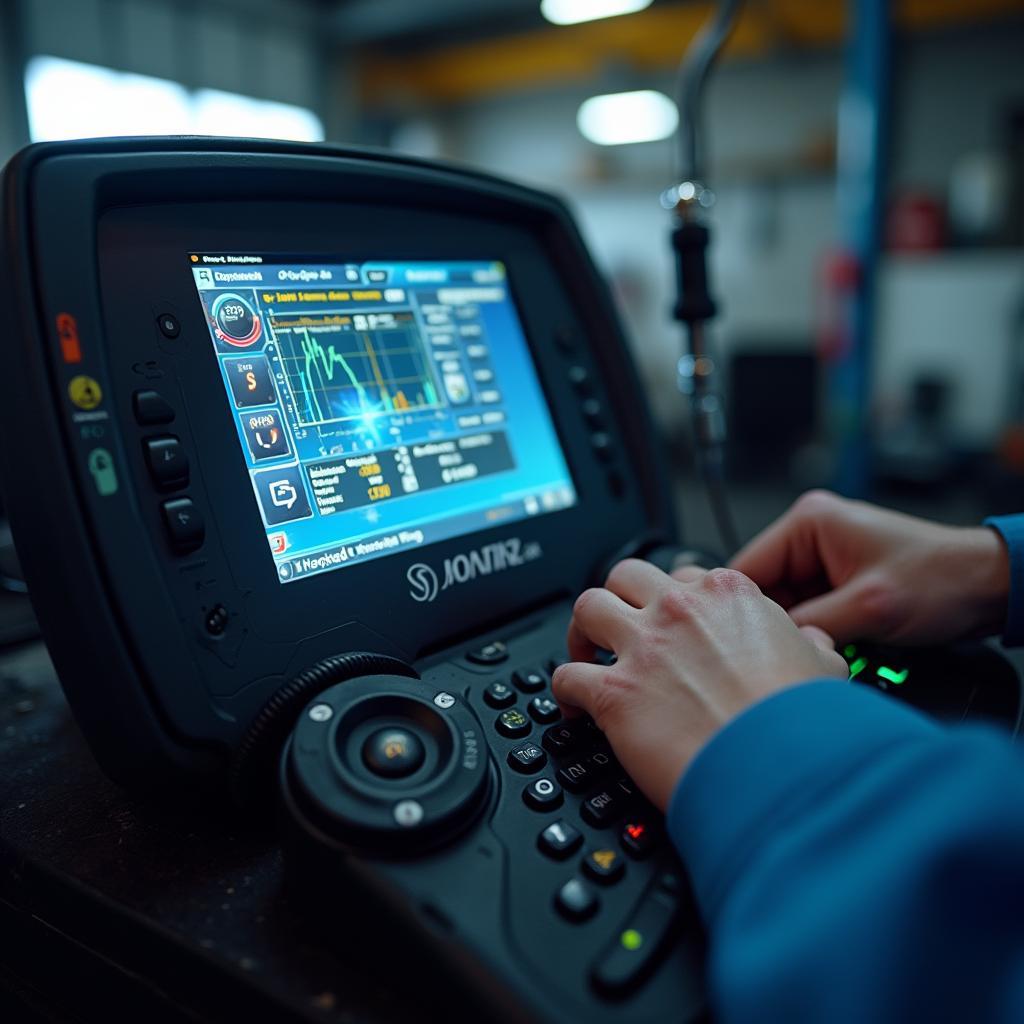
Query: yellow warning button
xmin=69 ymin=375 xmax=103 ymax=410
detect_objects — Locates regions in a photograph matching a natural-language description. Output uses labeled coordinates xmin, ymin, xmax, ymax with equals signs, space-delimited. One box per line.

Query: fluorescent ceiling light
xmin=24 ymin=56 xmax=324 ymax=144
xmin=541 ymin=0 xmax=653 ymax=26
xmin=577 ymin=90 xmax=678 ymax=146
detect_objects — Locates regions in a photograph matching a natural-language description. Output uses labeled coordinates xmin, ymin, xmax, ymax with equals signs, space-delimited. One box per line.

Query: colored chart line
xmin=288 ymin=325 xmax=441 ymax=427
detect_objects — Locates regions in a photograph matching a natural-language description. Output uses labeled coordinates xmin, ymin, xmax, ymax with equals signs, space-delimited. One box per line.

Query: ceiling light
xmin=577 ymin=90 xmax=678 ymax=146
xmin=541 ymin=0 xmax=653 ymax=27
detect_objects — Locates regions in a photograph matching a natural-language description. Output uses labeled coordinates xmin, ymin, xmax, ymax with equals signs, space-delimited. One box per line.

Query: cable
xmin=675 ymin=0 xmax=743 ymax=182
xmin=665 ymin=0 xmax=744 ymax=557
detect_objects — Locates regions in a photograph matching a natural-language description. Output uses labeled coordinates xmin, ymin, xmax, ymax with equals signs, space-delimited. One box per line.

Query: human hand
xmin=727 ymin=490 xmax=1010 ymax=646
xmin=551 ymin=561 xmax=847 ymax=811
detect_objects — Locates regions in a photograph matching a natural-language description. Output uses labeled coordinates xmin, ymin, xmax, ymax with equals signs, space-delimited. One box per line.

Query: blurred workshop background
xmin=1 ymin=0 xmax=1024 ymax=553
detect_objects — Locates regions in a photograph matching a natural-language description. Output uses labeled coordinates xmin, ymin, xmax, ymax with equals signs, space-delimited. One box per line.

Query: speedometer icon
xmin=211 ymin=293 xmax=262 ymax=347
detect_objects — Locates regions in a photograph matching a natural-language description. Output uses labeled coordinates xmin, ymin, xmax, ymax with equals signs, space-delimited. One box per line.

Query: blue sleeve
xmin=985 ymin=514 xmax=1024 ymax=646
xmin=667 ymin=680 xmax=1024 ymax=1023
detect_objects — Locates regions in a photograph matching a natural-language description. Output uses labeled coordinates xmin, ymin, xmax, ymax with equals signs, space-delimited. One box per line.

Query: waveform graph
xmin=269 ymin=310 xmax=442 ymax=428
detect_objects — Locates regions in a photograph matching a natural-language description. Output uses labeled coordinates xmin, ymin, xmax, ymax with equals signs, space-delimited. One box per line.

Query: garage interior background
xmin=1 ymin=0 xmax=1023 ymax=550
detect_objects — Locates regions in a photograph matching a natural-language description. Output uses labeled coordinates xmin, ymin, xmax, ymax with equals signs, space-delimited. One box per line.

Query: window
xmin=24 ymin=56 xmax=324 ymax=144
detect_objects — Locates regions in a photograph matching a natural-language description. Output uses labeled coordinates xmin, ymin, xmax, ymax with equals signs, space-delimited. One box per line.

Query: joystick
xmin=282 ymin=675 xmax=491 ymax=854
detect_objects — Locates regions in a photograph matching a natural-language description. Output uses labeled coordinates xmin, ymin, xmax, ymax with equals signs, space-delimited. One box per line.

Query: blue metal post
xmin=831 ymin=0 xmax=892 ymax=496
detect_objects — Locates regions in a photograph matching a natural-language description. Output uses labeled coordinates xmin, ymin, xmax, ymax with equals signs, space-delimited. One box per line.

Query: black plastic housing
xmin=0 ymin=137 xmax=676 ymax=787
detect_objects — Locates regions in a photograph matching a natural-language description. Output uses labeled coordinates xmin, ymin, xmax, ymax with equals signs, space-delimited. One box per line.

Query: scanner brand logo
xmin=407 ymin=538 xmax=542 ymax=603
xmin=407 ymin=563 xmax=440 ymax=603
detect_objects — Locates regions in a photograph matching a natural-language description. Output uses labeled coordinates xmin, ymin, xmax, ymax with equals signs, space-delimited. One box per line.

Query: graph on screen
xmin=269 ymin=310 xmax=442 ymax=427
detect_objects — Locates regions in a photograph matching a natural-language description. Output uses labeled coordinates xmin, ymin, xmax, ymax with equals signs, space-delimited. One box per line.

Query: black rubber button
xmin=581 ymin=778 xmax=636 ymax=827
xmin=543 ymin=720 xmax=587 ymax=755
xmin=484 ymin=680 xmax=516 ymax=709
xmin=591 ymin=432 xmax=614 ymax=463
xmin=524 ymin=776 xmax=563 ymax=811
xmin=555 ymin=877 xmax=599 ymax=922
xmin=528 ymin=696 xmax=560 ymax=724
xmin=583 ymin=847 xmax=626 ymax=885
xmin=581 ymin=397 xmax=605 ymax=429
xmin=568 ymin=365 xmax=593 ymax=395
xmin=161 ymin=498 xmax=204 ymax=554
xmin=558 ymin=759 xmax=593 ymax=793
xmin=496 ymin=707 xmax=531 ymax=738
xmin=508 ymin=741 xmax=547 ymax=774
xmin=144 ymin=436 xmax=189 ymax=489
xmin=513 ymin=668 xmax=547 ymax=693
xmin=362 ymin=728 xmax=425 ymax=779
xmin=467 ymin=641 xmax=508 ymax=666
xmin=539 ymin=820 xmax=582 ymax=859
xmin=156 ymin=312 xmax=180 ymax=338
xmin=133 ymin=390 xmax=175 ymax=425
xmin=590 ymin=886 xmax=677 ymax=995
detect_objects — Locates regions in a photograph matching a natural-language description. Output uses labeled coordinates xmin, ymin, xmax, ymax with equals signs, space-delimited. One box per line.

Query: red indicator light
xmin=56 ymin=312 xmax=82 ymax=363
xmin=626 ymin=823 xmax=645 ymax=840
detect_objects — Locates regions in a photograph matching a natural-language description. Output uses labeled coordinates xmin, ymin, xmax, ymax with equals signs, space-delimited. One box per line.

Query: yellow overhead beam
xmin=359 ymin=0 xmax=1024 ymax=108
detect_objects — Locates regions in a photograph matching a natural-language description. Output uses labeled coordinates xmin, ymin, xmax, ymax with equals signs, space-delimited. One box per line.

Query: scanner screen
xmin=190 ymin=256 xmax=577 ymax=583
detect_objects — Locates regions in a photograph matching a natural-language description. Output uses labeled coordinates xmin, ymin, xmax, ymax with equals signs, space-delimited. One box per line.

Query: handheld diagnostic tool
xmin=0 ymin=138 xmax=701 ymax=1023
xmin=1 ymin=139 xmax=1018 ymax=1024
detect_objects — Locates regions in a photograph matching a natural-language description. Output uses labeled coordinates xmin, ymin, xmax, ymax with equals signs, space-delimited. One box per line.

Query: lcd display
xmin=190 ymin=256 xmax=577 ymax=583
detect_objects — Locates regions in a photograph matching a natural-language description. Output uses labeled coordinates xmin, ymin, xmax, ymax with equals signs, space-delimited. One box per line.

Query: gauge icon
xmin=211 ymin=292 xmax=262 ymax=348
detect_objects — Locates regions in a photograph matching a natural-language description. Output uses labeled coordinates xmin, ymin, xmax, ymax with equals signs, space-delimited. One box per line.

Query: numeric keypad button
xmin=524 ymin=776 xmax=563 ymax=811
xmin=539 ymin=820 xmax=582 ymax=858
xmin=513 ymin=668 xmax=548 ymax=693
xmin=484 ymin=680 xmax=516 ymax=708
xmin=508 ymin=741 xmax=547 ymax=774
xmin=528 ymin=696 xmax=560 ymax=723
xmin=496 ymin=708 xmax=531 ymax=738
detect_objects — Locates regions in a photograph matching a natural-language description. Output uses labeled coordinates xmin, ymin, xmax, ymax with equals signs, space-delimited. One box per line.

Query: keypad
xmin=471 ymin=644 xmax=671 ymax=992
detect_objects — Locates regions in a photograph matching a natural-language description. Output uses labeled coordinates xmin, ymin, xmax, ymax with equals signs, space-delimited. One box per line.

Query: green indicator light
xmin=877 ymin=666 xmax=909 ymax=685
xmin=843 ymin=644 xmax=857 ymax=659
xmin=621 ymin=929 xmax=644 ymax=951
xmin=849 ymin=657 xmax=868 ymax=679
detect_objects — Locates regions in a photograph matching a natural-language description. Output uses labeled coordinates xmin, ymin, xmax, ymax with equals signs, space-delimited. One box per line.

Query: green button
xmin=620 ymin=928 xmax=643 ymax=951
xmin=877 ymin=666 xmax=909 ymax=685
xmin=848 ymin=656 xmax=868 ymax=680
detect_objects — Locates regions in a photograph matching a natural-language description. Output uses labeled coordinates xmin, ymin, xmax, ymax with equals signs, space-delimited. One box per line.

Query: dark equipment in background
xmin=727 ymin=348 xmax=820 ymax=480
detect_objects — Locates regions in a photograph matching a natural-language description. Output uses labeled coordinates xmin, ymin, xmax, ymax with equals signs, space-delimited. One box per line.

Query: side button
xmin=133 ymin=390 xmax=175 ymax=425
xmin=590 ymin=886 xmax=677 ymax=996
xmin=162 ymin=498 xmax=205 ymax=554
xmin=144 ymin=436 xmax=189 ymax=489
xmin=467 ymin=641 xmax=508 ymax=666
